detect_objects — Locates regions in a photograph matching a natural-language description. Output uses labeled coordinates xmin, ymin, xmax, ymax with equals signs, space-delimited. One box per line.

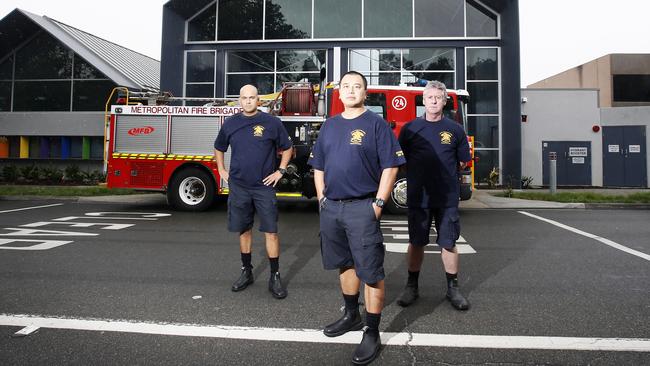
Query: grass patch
xmin=499 ymin=191 xmax=650 ymax=203
xmin=0 ymin=185 xmax=140 ymax=197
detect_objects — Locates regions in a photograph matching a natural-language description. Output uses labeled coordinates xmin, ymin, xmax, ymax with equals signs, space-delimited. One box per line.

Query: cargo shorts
xmin=408 ymin=206 xmax=460 ymax=249
xmin=227 ymin=180 xmax=278 ymax=233
xmin=319 ymin=197 xmax=385 ymax=284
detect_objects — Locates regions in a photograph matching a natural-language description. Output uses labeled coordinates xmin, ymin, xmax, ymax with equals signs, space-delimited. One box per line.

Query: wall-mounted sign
xmin=569 ymin=147 xmax=588 ymax=157
xmin=629 ymin=145 xmax=641 ymax=153
xmin=572 ymin=157 xmax=585 ymax=164
xmin=608 ymin=145 xmax=619 ymax=153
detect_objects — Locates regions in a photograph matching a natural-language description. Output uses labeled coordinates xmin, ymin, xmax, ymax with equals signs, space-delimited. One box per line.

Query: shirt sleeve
xmin=214 ymin=119 xmax=230 ymax=152
xmin=376 ymin=119 xmax=406 ymax=169
xmin=307 ymin=124 xmax=326 ymax=170
xmin=455 ymin=127 xmax=472 ymax=163
xmin=397 ymin=123 xmax=411 ymax=161
xmin=273 ymin=117 xmax=293 ymax=150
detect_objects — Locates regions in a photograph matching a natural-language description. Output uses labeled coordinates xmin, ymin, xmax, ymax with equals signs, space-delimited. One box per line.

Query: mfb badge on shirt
xmin=253 ymin=125 xmax=265 ymax=137
xmin=439 ymin=131 xmax=453 ymax=145
xmin=350 ymin=129 xmax=366 ymax=145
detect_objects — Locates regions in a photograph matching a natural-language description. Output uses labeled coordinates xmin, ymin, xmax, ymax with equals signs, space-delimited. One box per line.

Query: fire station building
xmin=160 ymin=0 xmax=522 ymax=185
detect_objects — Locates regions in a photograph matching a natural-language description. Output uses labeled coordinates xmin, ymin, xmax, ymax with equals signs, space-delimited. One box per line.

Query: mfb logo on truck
xmin=128 ymin=126 xmax=155 ymax=136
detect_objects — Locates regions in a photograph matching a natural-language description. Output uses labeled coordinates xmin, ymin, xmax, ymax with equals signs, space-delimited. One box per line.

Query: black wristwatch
xmin=278 ymin=167 xmax=287 ymax=175
xmin=373 ymin=198 xmax=385 ymax=208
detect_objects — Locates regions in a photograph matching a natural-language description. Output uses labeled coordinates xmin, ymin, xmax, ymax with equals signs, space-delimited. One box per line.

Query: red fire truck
xmin=105 ymin=83 xmax=473 ymax=212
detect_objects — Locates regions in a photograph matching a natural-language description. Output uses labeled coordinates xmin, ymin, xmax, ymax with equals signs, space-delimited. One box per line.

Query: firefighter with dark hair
xmin=214 ymin=84 xmax=293 ymax=299
xmin=308 ymin=71 xmax=405 ymax=365
xmin=396 ymin=80 xmax=472 ymax=310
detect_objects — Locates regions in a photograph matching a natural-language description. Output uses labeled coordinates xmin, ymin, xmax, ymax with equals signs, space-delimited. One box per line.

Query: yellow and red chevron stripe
xmin=111 ymin=153 xmax=213 ymax=161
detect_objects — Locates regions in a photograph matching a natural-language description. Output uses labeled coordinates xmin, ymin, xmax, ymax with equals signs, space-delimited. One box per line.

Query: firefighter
xmin=308 ymin=71 xmax=405 ymax=365
xmin=214 ymin=84 xmax=293 ymax=299
xmin=396 ymin=80 xmax=472 ymax=310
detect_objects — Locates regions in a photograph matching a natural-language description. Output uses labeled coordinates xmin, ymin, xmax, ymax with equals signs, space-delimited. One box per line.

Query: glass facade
xmin=0 ymin=31 xmax=115 ymax=112
xmin=186 ymin=0 xmax=499 ymax=42
xmin=184 ymin=51 xmax=216 ymax=104
xmin=265 ymin=0 xmax=312 ymax=39
xmin=350 ymin=48 xmax=455 ymax=87
xmin=225 ymin=49 xmax=325 ymax=96
xmin=466 ymin=47 xmax=500 ymax=185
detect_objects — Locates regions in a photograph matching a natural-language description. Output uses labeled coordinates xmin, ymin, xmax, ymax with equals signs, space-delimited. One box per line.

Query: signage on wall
xmin=572 ymin=157 xmax=585 ymax=164
xmin=568 ymin=147 xmax=588 ymax=157
xmin=629 ymin=145 xmax=641 ymax=153
xmin=608 ymin=145 xmax=620 ymax=153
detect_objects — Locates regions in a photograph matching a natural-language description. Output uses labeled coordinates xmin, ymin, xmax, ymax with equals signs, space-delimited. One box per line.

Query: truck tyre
xmin=167 ymin=167 xmax=215 ymax=211
xmin=386 ymin=177 xmax=408 ymax=215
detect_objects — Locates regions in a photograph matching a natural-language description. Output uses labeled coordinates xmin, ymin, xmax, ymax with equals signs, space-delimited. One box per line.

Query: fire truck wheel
xmin=167 ymin=167 xmax=215 ymax=211
xmin=386 ymin=177 xmax=408 ymax=215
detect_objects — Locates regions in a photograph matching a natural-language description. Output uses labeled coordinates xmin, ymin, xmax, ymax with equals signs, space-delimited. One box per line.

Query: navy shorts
xmin=227 ymin=180 xmax=278 ymax=233
xmin=408 ymin=206 xmax=460 ymax=249
xmin=319 ymin=197 xmax=385 ymax=284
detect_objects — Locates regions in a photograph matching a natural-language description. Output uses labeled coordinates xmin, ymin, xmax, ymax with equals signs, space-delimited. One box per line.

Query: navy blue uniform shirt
xmin=308 ymin=110 xmax=406 ymax=200
xmin=398 ymin=117 xmax=471 ymax=208
xmin=214 ymin=112 xmax=292 ymax=189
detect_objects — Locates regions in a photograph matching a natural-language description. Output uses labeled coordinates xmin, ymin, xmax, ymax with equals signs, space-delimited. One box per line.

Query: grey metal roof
xmin=15 ymin=9 xmax=160 ymax=91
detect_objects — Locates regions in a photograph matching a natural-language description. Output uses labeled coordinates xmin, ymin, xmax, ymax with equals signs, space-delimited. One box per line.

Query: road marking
xmin=0 ymin=314 xmax=648 ymax=352
xmin=0 ymin=239 xmax=74 ymax=251
xmin=519 ymin=211 xmax=650 ymax=261
xmin=381 ymin=220 xmax=474 ymax=254
xmin=384 ymin=243 xmax=476 ymax=254
xmin=0 ymin=203 xmax=63 ymax=214
xmin=13 ymin=325 xmax=39 ymax=337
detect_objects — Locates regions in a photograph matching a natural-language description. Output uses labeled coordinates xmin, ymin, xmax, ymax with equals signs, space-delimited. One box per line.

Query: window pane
xmin=73 ymin=80 xmax=116 ymax=111
xmin=468 ymin=116 xmax=499 ymax=148
xmin=613 ymin=75 xmax=650 ymax=102
xmin=350 ymin=49 xmax=401 ymax=72
xmin=364 ymin=0 xmax=412 ymax=38
xmin=276 ymin=73 xmax=321 ymax=90
xmin=0 ymin=55 xmax=12 ymax=79
xmin=186 ymin=83 xmax=214 ymax=97
xmin=414 ymin=0 xmax=464 ymax=37
xmin=227 ymin=51 xmax=274 ymax=72
xmin=0 ymin=81 xmax=11 ymax=111
xmin=277 ymin=50 xmax=325 ymax=72
xmin=314 ymin=0 xmax=361 ymax=38
xmin=266 ymin=0 xmax=311 ymax=39
xmin=74 ymin=55 xmax=105 ymax=79
xmin=15 ymin=33 xmax=72 ymax=79
xmin=474 ymin=149 xmax=498 ymax=186
xmin=362 ymin=72 xmax=401 ymax=86
xmin=403 ymin=72 xmax=454 ymax=88
xmin=13 ymin=81 xmax=71 ymax=111
xmin=467 ymin=82 xmax=498 ymax=114
xmin=466 ymin=0 xmax=497 ymax=37
xmin=218 ymin=0 xmax=263 ymax=41
xmin=90 ymin=136 xmax=103 ymax=160
xmin=186 ymin=52 xmax=215 ymax=82
xmin=188 ymin=3 xmax=216 ymax=41
xmin=364 ymin=93 xmax=387 ymax=119
xmin=416 ymin=94 xmax=460 ymax=120
xmin=403 ymin=48 xmax=454 ymax=71
xmin=227 ymin=74 xmax=274 ymax=96
xmin=467 ymin=48 xmax=498 ymax=80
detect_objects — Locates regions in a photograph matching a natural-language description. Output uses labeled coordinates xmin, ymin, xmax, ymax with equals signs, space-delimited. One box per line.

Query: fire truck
xmin=104 ymin=83 xmax=473 ymax=212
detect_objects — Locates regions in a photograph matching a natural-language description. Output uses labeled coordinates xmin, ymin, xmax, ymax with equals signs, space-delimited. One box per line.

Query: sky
xmin=1 ymin=0 xmax=649 ymax=87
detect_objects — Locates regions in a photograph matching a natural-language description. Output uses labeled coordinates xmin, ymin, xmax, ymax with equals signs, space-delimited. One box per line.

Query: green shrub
xmin=40 ymin=166 xmax=64 ymax=184
xmin=63 ymin=165 xmax=82 ymax=183
xmin=1 ymin=165 xmax=19 ymax=183
xmin=19 ymin=165 xmax=40 ymax=183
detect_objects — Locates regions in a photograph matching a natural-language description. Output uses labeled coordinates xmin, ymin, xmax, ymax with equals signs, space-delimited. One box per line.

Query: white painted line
xmin=519 ymin=211 xmax=650 ymax=262
xmin=0 ymin=314 xmax=648 ymax=352
xmin=0 ymin=203 xmax=63 ymax=214
xmin=13 ymin=325 xmax=39 ymax=337
xmin=385 ymin=243 xmax=476 ymax=254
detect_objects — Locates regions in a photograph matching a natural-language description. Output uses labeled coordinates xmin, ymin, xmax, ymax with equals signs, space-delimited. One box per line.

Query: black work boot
xmin=231 ymin=267 xmax=254 ymax=292
xmin=446 ymin=277 xmax=469 ymax=310
xmin=396 ymin=285 xmax=419 ymax=307
xmin=323 ymin=308 xmax=363 ymax=337
xmin=268 ymin=272 xmax=287 ymax=299
xmin=352 ymin=327 xmax=381 ymax=365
